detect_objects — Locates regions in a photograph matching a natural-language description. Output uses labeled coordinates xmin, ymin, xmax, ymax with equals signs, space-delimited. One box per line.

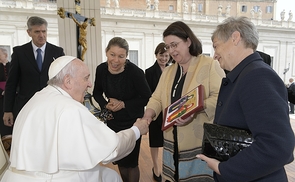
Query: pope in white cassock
xmin=0 ymin=56 xmax=149 ymax=181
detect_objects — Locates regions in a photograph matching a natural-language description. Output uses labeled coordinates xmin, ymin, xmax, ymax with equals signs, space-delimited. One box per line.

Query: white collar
xmin=50 ymin=85 xmax=71 ymax=98
xmin=32 ymin=42 xmax=46 ymax=53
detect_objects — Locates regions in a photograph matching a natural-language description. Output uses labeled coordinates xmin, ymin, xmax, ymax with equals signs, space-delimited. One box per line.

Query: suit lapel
xmin=43 ymin=43 xmax=53 ymax=71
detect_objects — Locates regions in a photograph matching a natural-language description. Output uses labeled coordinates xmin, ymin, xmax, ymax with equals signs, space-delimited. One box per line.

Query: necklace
xmin=172 ymin=66 xmax=186 ymax=97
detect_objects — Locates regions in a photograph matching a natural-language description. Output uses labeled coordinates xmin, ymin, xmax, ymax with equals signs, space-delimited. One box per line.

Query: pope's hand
xmin=133 ymin=118 xmax=149 ymax=135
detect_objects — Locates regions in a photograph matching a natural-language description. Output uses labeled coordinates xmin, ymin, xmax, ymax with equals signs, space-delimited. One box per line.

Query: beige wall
xmin=100 ymin=0 xmax=276 ymax=20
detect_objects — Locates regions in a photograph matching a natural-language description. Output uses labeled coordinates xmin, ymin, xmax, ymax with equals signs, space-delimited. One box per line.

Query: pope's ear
xmin=63 ymin=74 xmax=72 ymax=88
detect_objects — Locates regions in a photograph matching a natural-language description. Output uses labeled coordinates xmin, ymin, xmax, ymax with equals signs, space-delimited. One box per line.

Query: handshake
xmin=133 ymin=118 xmax=151 ymax=135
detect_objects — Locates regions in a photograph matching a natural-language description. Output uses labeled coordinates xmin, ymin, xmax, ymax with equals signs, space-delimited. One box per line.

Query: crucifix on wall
xmin=57 ymin=0 xmax=95 ymax=61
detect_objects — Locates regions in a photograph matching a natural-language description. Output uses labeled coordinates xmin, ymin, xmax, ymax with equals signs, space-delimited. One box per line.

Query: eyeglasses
xmin=164 ymin=41 xmax=183 ymax=51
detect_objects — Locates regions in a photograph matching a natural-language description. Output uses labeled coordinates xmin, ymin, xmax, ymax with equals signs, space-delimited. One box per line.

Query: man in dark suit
xmin=3 ymin=16 xmax=65 ymax=128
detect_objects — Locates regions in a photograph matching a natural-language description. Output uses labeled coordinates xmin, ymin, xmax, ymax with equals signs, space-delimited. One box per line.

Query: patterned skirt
xmin=162 ymin=138 xmax=214 ymax=182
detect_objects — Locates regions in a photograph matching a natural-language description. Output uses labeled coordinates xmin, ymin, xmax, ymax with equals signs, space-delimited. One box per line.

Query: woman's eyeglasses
xmin=164 ymin=41 xmax=183 ymax=51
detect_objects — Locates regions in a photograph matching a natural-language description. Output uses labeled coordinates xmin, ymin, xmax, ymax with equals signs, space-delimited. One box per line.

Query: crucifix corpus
xmin=57 ymin=0 xmax=95 ymax=61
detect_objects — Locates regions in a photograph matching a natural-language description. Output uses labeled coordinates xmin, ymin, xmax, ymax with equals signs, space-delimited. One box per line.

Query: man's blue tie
xmin=36 ymin=48 xmax=42 ymax=71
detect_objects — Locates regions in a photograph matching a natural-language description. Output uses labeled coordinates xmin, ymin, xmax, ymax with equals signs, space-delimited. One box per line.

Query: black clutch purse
xmin=202 ymin=123 xmax=254 ymax=161
xmin=83 ymin=92 xmax=114 ymax=123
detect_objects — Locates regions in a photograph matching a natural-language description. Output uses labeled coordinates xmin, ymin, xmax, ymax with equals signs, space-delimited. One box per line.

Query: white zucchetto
xmin=48 ymin=56 xmax=76 ymax=79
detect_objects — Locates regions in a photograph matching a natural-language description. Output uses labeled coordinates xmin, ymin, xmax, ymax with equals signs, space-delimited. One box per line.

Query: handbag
xmin=83 ymin=92 xmax=114 ymax=123
xmin=202 ymin=123 xmax=254 ymax=161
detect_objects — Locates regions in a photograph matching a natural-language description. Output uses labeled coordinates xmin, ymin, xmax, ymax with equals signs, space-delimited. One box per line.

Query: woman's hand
xmin=142 ymin=108 xmax=156 ymax=124
xmin=196 ymin=154 xmax=221 ymax=175
xmin=106 ymin=98 xmax=125 ymax=112
xmin=174 ymin=114 xmax=194 ymax=126
xmin=141 ymin=116 xmax=153 ymax=125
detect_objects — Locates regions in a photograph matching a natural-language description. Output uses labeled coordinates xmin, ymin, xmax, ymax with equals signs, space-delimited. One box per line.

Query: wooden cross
xmin=57 ymin=0 xmax=95 ymax=61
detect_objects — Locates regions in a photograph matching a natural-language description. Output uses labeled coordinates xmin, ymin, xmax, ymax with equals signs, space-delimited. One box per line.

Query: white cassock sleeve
xmin=101 ymin=128 xmax=136 ymax=164
xmin=58 ymin=105 xmax=122 ymax=170
xmin=58 ymin=105 xmax=137 ymax=169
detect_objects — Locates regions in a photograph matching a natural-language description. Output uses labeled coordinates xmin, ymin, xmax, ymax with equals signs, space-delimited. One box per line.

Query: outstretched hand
xmin=133 ymin=118 xmax=149 ymax=135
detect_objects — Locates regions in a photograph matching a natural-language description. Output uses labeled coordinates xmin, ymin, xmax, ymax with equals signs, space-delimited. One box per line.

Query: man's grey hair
xmin=211 ymin=16 xmax=259 ymax=51
xmin=27 ymin=16 xmax=48 ymax=30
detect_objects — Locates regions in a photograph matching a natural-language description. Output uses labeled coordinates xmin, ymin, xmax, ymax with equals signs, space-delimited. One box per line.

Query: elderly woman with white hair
xmin=197 ymin=16 xmax=294 ymax=182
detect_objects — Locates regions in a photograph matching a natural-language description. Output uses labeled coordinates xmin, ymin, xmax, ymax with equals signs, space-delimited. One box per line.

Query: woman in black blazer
xmin=145 ymin=42 xmax=171 ymax=182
